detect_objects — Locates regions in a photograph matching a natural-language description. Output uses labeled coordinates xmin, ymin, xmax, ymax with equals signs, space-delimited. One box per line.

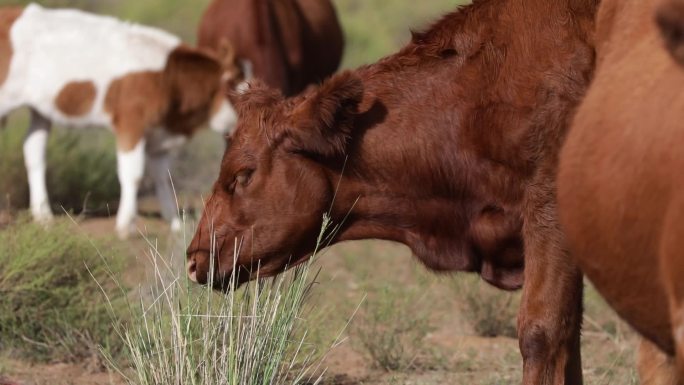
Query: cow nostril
xmin=187 ymin=259 xmax=197 ymax=282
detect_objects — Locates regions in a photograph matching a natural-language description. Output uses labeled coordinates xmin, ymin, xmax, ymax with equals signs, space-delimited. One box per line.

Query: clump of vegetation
xmin=0 ymin=111 xmax=120 ymax=215
xmin=351 ymin=285 xmax=433 ymax=372
xmin=0 ymin=216 xmax=129 ymax=364
xmin=108 ymin=216 xmax=337 ymax=385
xmin=454 ymin=276 xmax=519 ymax=338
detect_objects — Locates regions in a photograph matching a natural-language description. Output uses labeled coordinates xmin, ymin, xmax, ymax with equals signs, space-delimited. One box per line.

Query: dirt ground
xmin=0 ymin=214 xmax=639 ymax=385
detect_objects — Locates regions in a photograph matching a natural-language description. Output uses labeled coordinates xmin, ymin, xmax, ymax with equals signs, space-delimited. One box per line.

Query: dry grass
xmin=105 ymin=215 xmax=343 ymax=385
xmin=351 ymin=286 xmax=433 ymax=372
xmin=0 ymin=216 xmax=129 ymax=365
xmin=453 ymin=276 xmax=519 ymax=338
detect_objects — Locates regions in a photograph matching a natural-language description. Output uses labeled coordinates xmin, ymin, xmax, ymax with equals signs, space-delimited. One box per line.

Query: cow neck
xmin=323 ymin=0 xmax=598 ymax=275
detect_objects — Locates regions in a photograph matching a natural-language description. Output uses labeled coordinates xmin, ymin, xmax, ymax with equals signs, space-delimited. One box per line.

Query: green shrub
xmin=453 ymin=276 xmax=519 ymax=338
xmin=0 ymin=216 xmax=129 ymax=364
xmin=0 ymin=111 xmax=120 ymax=215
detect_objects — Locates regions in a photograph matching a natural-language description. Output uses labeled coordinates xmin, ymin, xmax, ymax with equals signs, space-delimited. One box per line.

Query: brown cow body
xmin=558 ymin=0 xmax=684 ymax=381
xmin=197 ymin=0 xmax=344 ymax=96
xmin=189 ymin=1 xmax=599 ymax=383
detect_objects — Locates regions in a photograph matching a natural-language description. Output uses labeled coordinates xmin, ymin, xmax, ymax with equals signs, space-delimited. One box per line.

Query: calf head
xmin=186 ymin=72 xmax=363 ymax=290
xmin=162 ymin=46 xmax=240 ymax=135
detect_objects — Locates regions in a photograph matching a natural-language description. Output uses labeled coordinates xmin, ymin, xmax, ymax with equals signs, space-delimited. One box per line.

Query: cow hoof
xmin=32 ymin=207 xmax=54 ymax=225
xmin=116 ymin=228 xmax=130 ymax=240
xmin=116 ymin=222 xmax=136 ymax=240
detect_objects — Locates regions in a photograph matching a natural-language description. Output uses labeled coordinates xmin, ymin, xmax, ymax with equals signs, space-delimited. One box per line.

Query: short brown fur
xmin=559 ymin=0 xmax=684 ymax=380
xmin=197 ymin=0 xmax=343 ymax=96
xmin=0 ymin=7 xmax=22 ymax=88
xmin=638 ymin=340 xmax=680 ymax=385
xmin=189 ymin=1 xmax=600 ymax=383
xmin=55 ymin=80 xmax=96 ymax=117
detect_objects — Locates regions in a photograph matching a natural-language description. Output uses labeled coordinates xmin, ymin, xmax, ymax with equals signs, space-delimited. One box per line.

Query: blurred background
xmin=0 ymin=0 xmax=464 ymax=215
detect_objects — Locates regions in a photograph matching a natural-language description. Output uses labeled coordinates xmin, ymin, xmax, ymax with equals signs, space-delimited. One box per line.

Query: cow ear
xmin=165 ymin=46 xmax=222 ymax=114
xmin=282 ymin=72 xmax=364 ymax=157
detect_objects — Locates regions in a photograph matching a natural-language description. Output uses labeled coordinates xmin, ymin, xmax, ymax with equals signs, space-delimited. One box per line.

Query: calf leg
xmin=146 ymin=151 xmax=181 ymax=232
xmin=519 ymin=180 xmax=584 ymax=385
xmin=23 ymin=109 xmax=53 ymax=222
xmin=115 ymin=138 xmax=145 ymax=239
xmin=638 ymin=338 xmax=680 ymax=385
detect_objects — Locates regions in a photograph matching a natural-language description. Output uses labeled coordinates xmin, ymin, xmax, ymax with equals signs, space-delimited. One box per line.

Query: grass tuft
xmin=351 ymin=285 xmax=432 ymax=372
xmin=106 ymin=215 xmax=338 ymax=385
xmin=453 ymin=276 xmax=519 ymax=338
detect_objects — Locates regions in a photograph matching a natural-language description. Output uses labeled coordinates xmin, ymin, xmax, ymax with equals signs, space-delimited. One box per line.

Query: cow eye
xmin=235 ymin=169 xmax=253 ymax=188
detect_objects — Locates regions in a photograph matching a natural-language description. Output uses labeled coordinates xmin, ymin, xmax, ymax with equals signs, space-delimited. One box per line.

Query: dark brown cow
xmin=197 ymin=0 xmax=344 ymax=96
xmin=558 ymin=0 xmax=684 ymax=383
xmin=188 ymin=0 xmax=599 ymax=383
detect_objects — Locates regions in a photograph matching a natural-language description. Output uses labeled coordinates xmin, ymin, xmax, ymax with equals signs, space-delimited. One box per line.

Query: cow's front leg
xmin=147 ymin=150 xmax=181 ymax=232
xmin=115 ymin=137 xmax=145 ymax=239
xmin=519 ymin=184 xmax=584 ymax=385
xmin=24 ymin=109 xmax=53 ymax=222
xmin=637 ymin=338 xmax=679 ymax=385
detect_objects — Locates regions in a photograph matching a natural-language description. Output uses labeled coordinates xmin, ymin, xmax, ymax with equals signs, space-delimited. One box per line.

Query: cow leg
xmin=659 ymin=196 xmax=684 ymax=382
xmin=115 ymin=138 xmax=145 ymax=239
xmin=146 ymin=151 xmax=181 ymax=232
xmin=638 ymin=338 xmax=680 ymax=385
xmin=23 ymin=109 xmax=53 ymax=222
xmin=519 ymin=180 xmax=584 ymax=385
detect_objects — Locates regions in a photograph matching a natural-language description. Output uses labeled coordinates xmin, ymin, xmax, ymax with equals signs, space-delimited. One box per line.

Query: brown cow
xmin=558 ymin=0 xmax=684 ymax=382
xmin=188 ymin=0 xmax=599 ymax=383
xmin=197 ymin=0 xmax=344 ymax=96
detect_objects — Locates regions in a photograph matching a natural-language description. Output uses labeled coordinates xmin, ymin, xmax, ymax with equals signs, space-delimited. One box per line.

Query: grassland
xmin=0 ymin=216 xmax=129 ymax=365
xmin=0 ymin=215 xmax=640 ymax=385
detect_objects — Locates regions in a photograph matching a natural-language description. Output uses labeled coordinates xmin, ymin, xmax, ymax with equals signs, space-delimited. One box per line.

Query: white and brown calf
xmin=0 ymin=4 xmax=240 ymax=237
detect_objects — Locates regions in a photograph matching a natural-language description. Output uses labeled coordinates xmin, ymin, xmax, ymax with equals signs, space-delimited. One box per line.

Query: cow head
xmin=163 ymin=46 xmax=240 ymax=136
xmin=186 ymin=72 xmax=363 ymax=290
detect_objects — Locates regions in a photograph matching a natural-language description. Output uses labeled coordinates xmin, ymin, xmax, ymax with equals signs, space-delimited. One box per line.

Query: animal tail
xmin=657 ymin=0 xmax=684 ymax=66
